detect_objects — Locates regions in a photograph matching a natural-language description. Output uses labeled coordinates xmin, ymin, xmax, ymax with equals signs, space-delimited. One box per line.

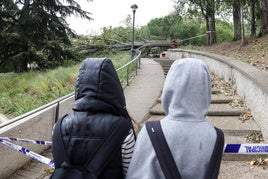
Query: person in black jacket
xmin=51 ymin=58 xmax=136 ymax=179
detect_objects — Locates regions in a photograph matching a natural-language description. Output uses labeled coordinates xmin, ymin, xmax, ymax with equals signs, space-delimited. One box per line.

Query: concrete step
xmin=156 ymin=94 xmax=236 ymax=104
xmin=207 ymin=116 xmax=261 ymax=136
xmin=150 ymin=103 xmax=245 ymax=116
xmin=208 ymin=104 xmax=245 ymax=116
xmin=154 ymin=59 xmax=175 ymax=67
xmin=145 ymin=115 xmax=266 ymax=161
xmin=212 ymin=88 xmax=221 ymax=94
xmin=147 ymin=114 xmax=165 ymax=122
xmin=149 ymin=103 xmax=164 ymax=115
xmin=147 ymin=116 xmax=261 ymax=138
xmin=9 ymin=148 xmax=52 ymax=179
xmin=219 ymin=160 xmax=268 ymax=179
xmin=211 ymin=94 xmax=238 ymax=103
xmin=154 ymin=59 xmax=175 ymax=76
xmin=218 ymin=136 xmax=268 ymax=161
xmin=222 ymin=153 xmax=268 ymax=161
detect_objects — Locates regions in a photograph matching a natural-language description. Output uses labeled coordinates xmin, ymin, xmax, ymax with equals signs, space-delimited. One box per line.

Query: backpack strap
xmin=204 ymin=127 xmax=225 ymax=179
xmin=86 ymin=118 xmax=131 ymax=176
xmin=52 ymin=114 xmax=70 ymax=168
xmin=146 ymin=121 xmax=182 ymax=179
xmin=53 ymin=115 xmax=131 ymax=176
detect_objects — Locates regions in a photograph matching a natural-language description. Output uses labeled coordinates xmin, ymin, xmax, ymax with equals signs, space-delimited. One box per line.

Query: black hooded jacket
xmin=53 ymin=58 xmax=133 ymax=178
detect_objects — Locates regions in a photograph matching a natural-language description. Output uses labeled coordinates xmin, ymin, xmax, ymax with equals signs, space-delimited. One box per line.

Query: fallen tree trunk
xmin=72 ymin=40 xmax=177 ymax=55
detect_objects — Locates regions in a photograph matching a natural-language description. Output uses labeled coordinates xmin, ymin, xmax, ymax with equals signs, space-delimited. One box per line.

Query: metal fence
xmin=116 ymin=50 xmax=141 ymax=85
xmin=0 ymin=50 xmax=142 ymax=128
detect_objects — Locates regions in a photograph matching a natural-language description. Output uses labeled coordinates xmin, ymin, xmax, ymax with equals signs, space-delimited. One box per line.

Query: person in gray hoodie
xmin=126 ymin=58 xmax=224 ymax=179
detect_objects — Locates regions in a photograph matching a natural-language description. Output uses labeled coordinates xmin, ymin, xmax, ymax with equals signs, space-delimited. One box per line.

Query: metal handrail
xmin=116 ymin=50 xmax=141 ymax=85
xmin=116 ymin=50 xmax=141 ymax=72
xmin=0 ymin=50 xmax=142 ymax=128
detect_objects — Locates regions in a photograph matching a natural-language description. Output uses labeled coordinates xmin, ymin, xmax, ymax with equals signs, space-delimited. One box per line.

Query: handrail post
xmin=126 ymin=65 xmax=129 ymax=86
xmin=135 ymin=51 xmax=138 ymax=75
xmin=115 ymin=50 xmax=141 ymax=86
xmin=138 ymin=54 xmax=141 ymax=69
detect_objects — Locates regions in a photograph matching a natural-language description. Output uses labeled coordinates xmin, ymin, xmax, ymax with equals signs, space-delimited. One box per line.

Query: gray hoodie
xmin=126 ymin=58 xmax=221 ymax=179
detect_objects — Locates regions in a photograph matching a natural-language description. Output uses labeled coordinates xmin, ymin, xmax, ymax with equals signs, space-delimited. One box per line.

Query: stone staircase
xmin=149 ymin=59 xmax=268 ymax=178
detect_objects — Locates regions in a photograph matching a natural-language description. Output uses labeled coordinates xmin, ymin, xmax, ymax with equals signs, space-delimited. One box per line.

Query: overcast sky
xmin=67 ymin=0 xmax=175 ymax=35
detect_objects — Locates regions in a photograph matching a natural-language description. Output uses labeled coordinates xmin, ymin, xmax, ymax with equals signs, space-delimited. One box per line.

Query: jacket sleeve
xmin=126 ymin=126 xmax=164 ymax=179
xmin=121 ymin=128 xmax=136 ymax=177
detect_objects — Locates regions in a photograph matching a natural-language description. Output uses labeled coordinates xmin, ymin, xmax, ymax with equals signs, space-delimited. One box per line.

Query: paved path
xmin=124 ymin=58 xmax=165 ymax=129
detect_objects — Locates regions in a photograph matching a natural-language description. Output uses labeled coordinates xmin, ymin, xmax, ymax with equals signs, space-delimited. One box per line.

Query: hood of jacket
xmin=73 ymin=58 xmax=127 ymax=116
xmin=161 ymin=58 xmax=211 ymax=121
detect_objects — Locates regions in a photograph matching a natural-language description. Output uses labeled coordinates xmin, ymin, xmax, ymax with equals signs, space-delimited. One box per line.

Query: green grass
xmin=0 ymin=51 xmax=133 ymax=118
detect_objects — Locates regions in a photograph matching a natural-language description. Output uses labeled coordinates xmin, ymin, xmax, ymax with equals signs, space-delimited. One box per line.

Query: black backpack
xmin=50 ymin=115 xmax=131 ymax=179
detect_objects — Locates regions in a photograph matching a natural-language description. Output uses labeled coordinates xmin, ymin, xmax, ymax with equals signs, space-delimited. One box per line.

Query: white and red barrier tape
xmin=224 ymin=143 xmax=268 ymax=154
xmin=1 ymin=137 xmax=267 ymax=168
xmin=0 ymin=138 xmax=54 ymax=168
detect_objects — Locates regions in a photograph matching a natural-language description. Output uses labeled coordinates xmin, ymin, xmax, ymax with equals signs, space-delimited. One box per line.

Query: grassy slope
xmin=198 ymin=34 xmax=268 ymax=71
xmin=0 ymin=51 xmax=131 ymax=118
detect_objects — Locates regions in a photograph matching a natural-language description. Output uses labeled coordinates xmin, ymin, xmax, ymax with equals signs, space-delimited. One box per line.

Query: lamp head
xmin=131 ymin=4 xmax=138 ymax=10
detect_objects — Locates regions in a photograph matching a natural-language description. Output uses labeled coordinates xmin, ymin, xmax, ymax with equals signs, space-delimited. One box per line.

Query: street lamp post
xmin=131 ymin=4 xmax=138 ymax=59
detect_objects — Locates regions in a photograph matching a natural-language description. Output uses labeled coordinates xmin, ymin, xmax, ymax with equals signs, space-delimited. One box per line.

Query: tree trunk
xmin=249 ymin=0 xmax=256 ymax=37
xmin=205 ymin=16 xmax=210 ymax=45
xmin=206 ymin=1 xmax=216 ymax=45
xmin=18 ymin=0 xmax=30 ymax=72
xmin=233 ymin=1 xmax=241 ymax=41
xmin=208 ymin=14 xmax=216 ymax=45
xmin=21 ymin=58 xmax=29 ymax=72
xmin=259 ymin=0 xmax=268 ymax=36
xmin=240 ymin=1 xmax=246 ymax=46
xmin=14 ymin=56 xmax=28 ymax=73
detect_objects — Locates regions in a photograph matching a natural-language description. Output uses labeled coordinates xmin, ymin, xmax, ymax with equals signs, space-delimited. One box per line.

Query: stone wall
xmin=0 ymin=93 xmax=74 ymax=178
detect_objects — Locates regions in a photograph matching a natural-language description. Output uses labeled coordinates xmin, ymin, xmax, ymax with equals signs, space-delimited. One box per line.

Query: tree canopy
xmin=172 ymin=0 xmax=268 ymax=44
xmin=0 ymin=0 xmax=92 ymax=72
xmin=1 ymin=0 xmax=268 ymax=72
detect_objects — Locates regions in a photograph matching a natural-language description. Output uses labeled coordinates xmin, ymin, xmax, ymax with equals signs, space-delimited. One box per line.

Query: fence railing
xmin=116 ymin=50 xmax=141 ymax=85
xmin=0 ymin=50 xmax=142 ymax=128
